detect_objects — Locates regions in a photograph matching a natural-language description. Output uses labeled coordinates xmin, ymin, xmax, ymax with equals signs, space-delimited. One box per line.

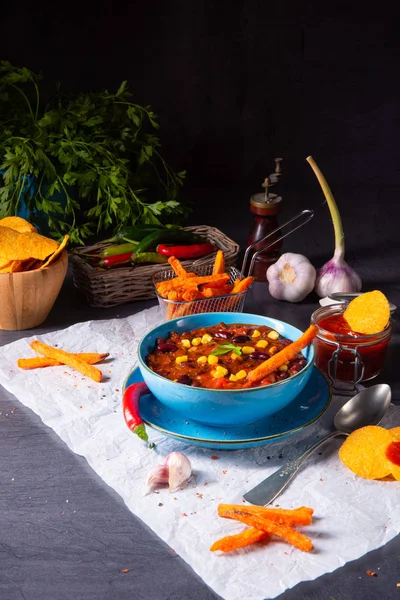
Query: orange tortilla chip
xmin=0 ymin=216 xmax=37 ymax=233
xmin=8 ymin=260 xmax=25 ymax=273
xmin=343 ymin=290 xmax=390 ymax=335
xmin=388 ymin=428 xmax=400 ymax=481
xmin=338 ymin=425 xmax=393 ymax=479
xmin=0 ymin=259 xmax=13 ymax=273
xmin=40 ymin=235 xmax=69 ymax=269
xmin=0 ymin=227 xmax=59 ymax=261
xmin=390 ymin=427 xmax=400 ymax=442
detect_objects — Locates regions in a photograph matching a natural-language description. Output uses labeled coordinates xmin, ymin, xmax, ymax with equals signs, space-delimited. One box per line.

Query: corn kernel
xmin=201 ymin=333 xmax=213 ymax=344
xmin=197 ymin=355 xmax=207 ymax=364
xmin=208 ymin=354 xmax=219 ymax=365
xmin=268 ymin=330 xmax=279 ymax=340
xmin=235 ymin=369 xmax=247 ymax=380
xmin=255 ymin=339 xmax=268 ymax=349
xmin=268 ymin=346 xmax=278 ymax=355
xmin=175 ymin=355 xmax=188 ymax=364
xmin=241 ymin=346 xmax=254 ymax=355
xmin=251 ymin=329 xmax=261 ymax=338
xmin=181 ymin=339 xmax=191 ymax=349
xmin=212 ymin=365 xmax=228 ymax=378
xmin=229 ymin=374 xmax=238 ymax=382
xmin=192 ymin=337 xmax=202 ymax=346
xmin=230 ymin=352 xmax=242 ymax=361
xmin=279 ymin=364 xmax=288 ymax=372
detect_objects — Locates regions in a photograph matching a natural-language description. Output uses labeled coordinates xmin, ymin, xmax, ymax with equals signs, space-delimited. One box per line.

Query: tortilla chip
xmin=338 ymin=425 xmax=393 ymax=479
xmin=19 ymin=258 xmax=38 ymax=272
xmin=40 ymin=235 xmax=69 ymax=269
xmin=0 ymin=216 xmax=37 ymax=233
xmin=343 ymin=290 xmax=390 ymax=335
xmin=9 ymin=260 xmax=25 ymax=273
xmin=0 ymin=227 xmax=58 ymax=261
xmin=0 ymin=260 xmax=13 ymax=273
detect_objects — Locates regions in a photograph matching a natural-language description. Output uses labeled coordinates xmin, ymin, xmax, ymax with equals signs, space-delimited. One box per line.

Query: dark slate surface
xmin=0 ymin=187 xmax=399 ymax=600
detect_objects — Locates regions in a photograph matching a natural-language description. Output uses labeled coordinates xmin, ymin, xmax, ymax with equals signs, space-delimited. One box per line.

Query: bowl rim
xmin=137 ymin=312 xmax=315 ymax=394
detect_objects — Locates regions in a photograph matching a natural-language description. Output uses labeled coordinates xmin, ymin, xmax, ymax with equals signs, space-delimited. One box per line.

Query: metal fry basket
xmin=153 ymin=265 xmax=248 ymax=321
xmin=153 ymin=209 xmax=315 ymax=321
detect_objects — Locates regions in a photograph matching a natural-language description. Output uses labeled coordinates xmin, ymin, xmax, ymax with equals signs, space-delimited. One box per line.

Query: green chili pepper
xmin=102 ymin=242 xmax=138 ymax=257
xmin=131 ymin=252 xmax=169 ymax=264
xmin=133 ymin=229 xmax=207 ymax=256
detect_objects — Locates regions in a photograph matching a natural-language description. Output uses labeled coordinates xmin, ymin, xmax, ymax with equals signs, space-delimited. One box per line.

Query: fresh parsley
xmin=211 ymin=343 xmax=242 ymax=356
xmin=0 ymin=61 xmax=187 ymax=243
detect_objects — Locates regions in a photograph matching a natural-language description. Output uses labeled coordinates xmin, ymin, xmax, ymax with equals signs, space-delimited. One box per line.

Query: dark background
xmin=0 ymin=2 xmax=398 ymax=267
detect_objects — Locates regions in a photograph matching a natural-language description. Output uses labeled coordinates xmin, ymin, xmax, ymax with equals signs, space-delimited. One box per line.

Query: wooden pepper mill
xmin=247 ymin=158 xmax=283 ymax=282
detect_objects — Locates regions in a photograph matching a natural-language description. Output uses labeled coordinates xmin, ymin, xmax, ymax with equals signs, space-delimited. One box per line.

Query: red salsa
xmin=386 ymin=441 xmax=400 ymax=468
xmin=312 ymin=311 xmax=391 ymax=384
xmin=146 ymin=322 xmax=307 ymax=389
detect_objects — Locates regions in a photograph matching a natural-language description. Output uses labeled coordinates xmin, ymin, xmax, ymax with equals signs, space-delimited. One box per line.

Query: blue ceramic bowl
xmin=137 ymin=312 xmax=315 ymax=427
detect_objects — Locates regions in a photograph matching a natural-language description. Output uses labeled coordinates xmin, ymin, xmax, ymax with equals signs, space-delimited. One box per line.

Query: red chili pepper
xmin=122 ymin=382 xmax=150 ymax=441
xmin=157 ymin=243 xmax=216 ymax=259
xmin=98 ymin=252 xmax=133 ymax=268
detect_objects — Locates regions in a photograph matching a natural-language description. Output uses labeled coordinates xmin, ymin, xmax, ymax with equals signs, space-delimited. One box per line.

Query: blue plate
xmin=125 ymin=366 xmax=332 ymax=450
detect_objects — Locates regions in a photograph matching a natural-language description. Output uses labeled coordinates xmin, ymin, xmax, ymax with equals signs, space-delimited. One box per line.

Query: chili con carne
xmin=146 ymin=323 xmax=307 ymax=390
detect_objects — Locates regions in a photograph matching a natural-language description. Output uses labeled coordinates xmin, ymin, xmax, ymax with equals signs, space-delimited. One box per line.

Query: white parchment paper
xmin=0 ymin=305 xmax=399 ymax=600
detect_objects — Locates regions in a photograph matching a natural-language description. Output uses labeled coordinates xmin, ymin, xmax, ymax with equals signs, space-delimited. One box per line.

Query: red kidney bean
xmin=157 ymin=342 xmax=178 ymax=353
xmin=214 ymin=331 xmax=232 ymax=340
xmin=289 ymin=362 xmax=304 ymax=376
xmin=249 ymin=351 xmax=270 ymax=360
xmin=177 ymin=374 xmax=192 ymax=385
xmin=231 ymin=335 xmax=251 ymax=344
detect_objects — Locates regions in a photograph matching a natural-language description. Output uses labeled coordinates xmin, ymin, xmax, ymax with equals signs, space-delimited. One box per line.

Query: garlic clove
xmin=164 ymin=451 xmax=192 ymax=492
xmin=145 ymin=464 xmax=169 ymax=494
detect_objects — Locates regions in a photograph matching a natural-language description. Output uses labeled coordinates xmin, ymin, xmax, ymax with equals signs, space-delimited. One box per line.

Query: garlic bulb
xmin=307 ymin=156 xmax=362 ymax=298
xmin=315 ymin=255 xmax=362 ymax=297
xmin=267 ymin=253 xmax=316 ymax=303
xmin=164 ymin=451 xmax=192 ymax=492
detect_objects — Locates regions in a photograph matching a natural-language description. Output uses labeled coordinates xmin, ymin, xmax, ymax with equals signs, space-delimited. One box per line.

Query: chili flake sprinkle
xmin=366 ymin=570 xmax=377 ymax=577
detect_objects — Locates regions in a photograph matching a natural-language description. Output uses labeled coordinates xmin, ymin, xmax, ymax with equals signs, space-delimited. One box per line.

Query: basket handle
xmin=241 ymin=209 xmax=314 ymax=276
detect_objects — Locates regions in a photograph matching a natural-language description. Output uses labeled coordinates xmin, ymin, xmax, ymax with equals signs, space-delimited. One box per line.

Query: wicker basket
xmin=153 ymin=264 xmax=249 ymax=321
xmin=71 ymin=225 xmax=240 ymax=308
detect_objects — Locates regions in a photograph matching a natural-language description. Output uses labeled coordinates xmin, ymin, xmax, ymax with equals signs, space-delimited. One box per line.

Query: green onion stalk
xmin=306 ymin=156 xmax=362 ymax=297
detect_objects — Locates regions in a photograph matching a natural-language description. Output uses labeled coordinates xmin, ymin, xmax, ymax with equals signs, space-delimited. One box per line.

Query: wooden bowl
xmin=0 ymin=251 xmax=68 ymax=331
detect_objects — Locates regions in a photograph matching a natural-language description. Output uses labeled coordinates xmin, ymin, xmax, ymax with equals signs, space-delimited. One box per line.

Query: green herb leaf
xmin=211 ymin=343 xmax=242 ymax=357
xmin=0 ymin=62 xmax=188 ymax=242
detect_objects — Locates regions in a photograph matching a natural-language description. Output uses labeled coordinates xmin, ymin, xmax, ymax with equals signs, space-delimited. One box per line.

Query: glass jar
xmin=311 ymin=304 xmax=391 ymax=386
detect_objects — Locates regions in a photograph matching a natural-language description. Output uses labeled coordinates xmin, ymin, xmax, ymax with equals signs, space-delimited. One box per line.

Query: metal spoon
xmin=243 ymin=383 xmax=392 ymax=506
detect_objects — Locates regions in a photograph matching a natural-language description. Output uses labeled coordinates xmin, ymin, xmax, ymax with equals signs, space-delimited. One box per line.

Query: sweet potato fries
xmin=156 ymin=253 xmax=254 ymax=319
xmin=17 ymin=342 xmax=109 ymax=382
xmin=210 ymin=503 xmax=315 ymax=553
xmin=246 ymin=324 xmax=318 ymax=385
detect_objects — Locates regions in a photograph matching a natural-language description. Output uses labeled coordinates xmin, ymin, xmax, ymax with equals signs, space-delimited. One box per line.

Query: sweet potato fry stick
xmin=210 ymin=528 xmax=270 ymax=552
xmin=157 ymin=273 xmax=229 ymax=296
xmin=219 ymin=509 xmax=313 ymax=552
xmin=247 ymin=324 xmax=318 ymax=384
xmin=217 ymin=504 xmax=314 ymax=526
xmin=212 ymin=250 xmax=225 ymax=275
xmin=30 ymin=341 xmax=103 ymax=382
xmin=17 ymin=353 xmax=109 ymax=370
xmin=168 ymin=256 xmax=190 ymax=278
xmin=231 ymin=276 xmax=255 ymax=294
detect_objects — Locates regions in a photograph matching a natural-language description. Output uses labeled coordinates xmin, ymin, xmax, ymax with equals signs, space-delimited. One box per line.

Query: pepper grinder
xmin=247 ymin=158 xmax=283 ymax=281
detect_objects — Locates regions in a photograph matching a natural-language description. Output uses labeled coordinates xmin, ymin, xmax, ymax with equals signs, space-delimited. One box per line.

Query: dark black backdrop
xmin=1 ymin=2 xmax=399 ymax=186
xmin=1 ymin=1 xmax=399 ymax=255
